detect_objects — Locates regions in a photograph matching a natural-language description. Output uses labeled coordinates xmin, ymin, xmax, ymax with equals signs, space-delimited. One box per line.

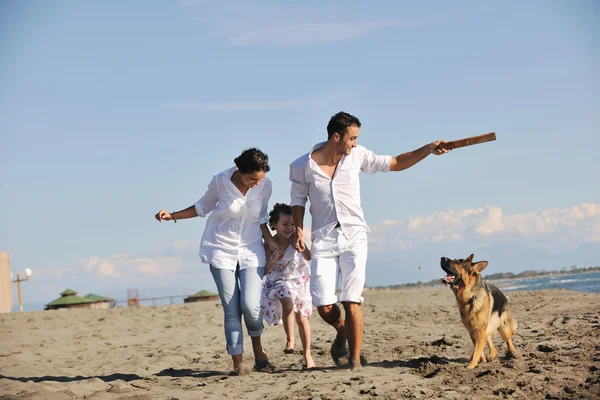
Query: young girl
xmin=261 ymin=203 xmax=315 ymax=369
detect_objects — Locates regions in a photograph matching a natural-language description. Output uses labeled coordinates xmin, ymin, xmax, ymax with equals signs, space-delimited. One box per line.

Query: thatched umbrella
xmin=84 ymin=293 xmax=116 ymax=309
xmin=184 ymin=290 xmax=219 ymax=303
xmin=45 ymin=289 xmax=95 ymax=310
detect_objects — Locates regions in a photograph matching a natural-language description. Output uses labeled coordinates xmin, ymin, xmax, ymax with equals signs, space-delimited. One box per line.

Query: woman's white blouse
xmin=194 ymin=167 xmax=272 ymax=270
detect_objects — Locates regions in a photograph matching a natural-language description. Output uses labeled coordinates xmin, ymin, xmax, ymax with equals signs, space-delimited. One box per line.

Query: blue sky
xmin=1 ymin=1 xmax=599 ymax=308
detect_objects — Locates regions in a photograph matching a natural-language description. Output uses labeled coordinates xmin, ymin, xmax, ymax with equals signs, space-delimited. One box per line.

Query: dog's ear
xmin=472 ymin=261 xmax=488 ymax=274
xmin=465 ymin=254 xmax=474 ymax=263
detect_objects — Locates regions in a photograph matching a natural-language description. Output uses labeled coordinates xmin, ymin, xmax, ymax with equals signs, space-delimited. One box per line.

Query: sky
xmin=1 ymin=1 xmax=599 ymax=308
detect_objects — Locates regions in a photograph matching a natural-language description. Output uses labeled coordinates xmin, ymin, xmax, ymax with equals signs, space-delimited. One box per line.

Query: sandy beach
xmin=1 ymin=286 xmax=599 ymax=399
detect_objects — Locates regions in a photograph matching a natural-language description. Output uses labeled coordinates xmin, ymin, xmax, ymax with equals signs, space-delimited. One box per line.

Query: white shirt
xmin=195 ymin=167 xmax=272 ymax=270
xmin=289 ymin=143 xmax=391 ymax=241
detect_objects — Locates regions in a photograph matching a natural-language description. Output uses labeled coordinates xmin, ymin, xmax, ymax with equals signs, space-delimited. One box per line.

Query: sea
xmin=492 ymin=271 xmax=600 ymax=293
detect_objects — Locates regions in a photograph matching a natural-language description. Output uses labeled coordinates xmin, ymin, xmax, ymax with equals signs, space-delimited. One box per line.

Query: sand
xmin=1 ymin=286 xmax=599 ymax=399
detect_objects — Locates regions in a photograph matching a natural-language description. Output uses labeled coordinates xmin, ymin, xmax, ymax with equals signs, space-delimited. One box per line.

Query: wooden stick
xmin=441 ymin=132 xmax=496 ymax=150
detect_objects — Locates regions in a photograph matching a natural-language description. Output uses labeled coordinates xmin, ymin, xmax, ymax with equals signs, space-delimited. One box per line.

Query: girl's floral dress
xmin=261 ymin=244 xmax=312 ymax=325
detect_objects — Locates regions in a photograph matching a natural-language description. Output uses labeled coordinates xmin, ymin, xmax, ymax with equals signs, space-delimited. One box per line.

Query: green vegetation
xmin=367 ymin=265 xmax=600 ymax=290
xmin=484 ymin=265 xmax=600 ymax=280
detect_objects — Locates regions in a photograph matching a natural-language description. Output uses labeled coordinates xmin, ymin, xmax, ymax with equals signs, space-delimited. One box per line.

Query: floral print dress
xmin=261 ymin=244 xmax=312 ymax=325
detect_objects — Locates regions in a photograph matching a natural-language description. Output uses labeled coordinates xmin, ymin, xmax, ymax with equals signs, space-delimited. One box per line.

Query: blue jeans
xmin=210 ymin=265 xmax=265 ymax=356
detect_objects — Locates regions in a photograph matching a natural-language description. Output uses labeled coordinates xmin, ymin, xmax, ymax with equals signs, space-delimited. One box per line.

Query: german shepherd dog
xmin=440 ymin=254 xmax=518 ymax=369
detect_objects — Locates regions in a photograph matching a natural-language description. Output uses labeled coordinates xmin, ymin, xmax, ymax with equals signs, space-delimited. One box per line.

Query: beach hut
xmin=184 ymin=290 xmax=219 ymax=303
xmin=83 ymin=293 xmax=116 ymax=309
xmin=45 ymin=289 xmax=95 ymax=310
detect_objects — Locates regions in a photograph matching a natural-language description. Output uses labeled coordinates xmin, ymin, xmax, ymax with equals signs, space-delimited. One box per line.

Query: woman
xmin=155 ymin=148 xmax=281 ymax=375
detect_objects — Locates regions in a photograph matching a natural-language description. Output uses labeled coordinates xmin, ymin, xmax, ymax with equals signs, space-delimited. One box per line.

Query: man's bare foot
xmin=254 ymin=357 xmax=277 ymax=372
xmin=254 ymin=350 xmax=268 ymax=362
xmin=349 ymin=362 xmax=362 ymax=372
xmin=349 ymin=358 xmax=362 ymax=372
xmin=330 ymin=334 xmax=349 ymax=366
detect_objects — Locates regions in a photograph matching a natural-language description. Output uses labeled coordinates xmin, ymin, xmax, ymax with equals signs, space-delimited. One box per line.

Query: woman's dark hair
xmin=234 ymin=148 xmax=270 ymax=174
xmin=327 ymin=111 xmax=361 ymax=140
xmin=268 ymin=203 xmax=292 ymax=230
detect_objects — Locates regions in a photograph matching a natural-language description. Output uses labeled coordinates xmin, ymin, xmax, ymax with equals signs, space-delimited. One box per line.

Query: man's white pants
xmin=309 ymin=228 xmax=368 ymax=307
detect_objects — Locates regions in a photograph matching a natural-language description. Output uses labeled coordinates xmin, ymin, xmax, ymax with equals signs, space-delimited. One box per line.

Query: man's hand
xmin=430 ymin=140 xmax=450 ymax=155
xmin=269 ymin=248 xmax=284 ymax=263
xmin=265 ymin=244 xmax=285 ymax=273
xmin=292 ymin=228 xmax=306 ymax=253
xmin=266 ymin=238 xmax=284 ymax=258
xmin=155 ymin=210 xmax=172 ymax=222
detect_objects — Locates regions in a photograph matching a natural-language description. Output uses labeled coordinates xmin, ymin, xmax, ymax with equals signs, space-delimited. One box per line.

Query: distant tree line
xmin=367 ymin=265 xmax=600 ymax=290
xmin=483 ymin=265 xmax=600 ymax=280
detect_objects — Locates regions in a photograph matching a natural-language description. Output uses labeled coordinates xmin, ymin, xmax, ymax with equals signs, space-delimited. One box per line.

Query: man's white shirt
xmin=289 ymin=142 xmax=391 ymax=242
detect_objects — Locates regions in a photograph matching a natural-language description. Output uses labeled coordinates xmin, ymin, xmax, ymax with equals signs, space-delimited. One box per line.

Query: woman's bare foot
xmin=229 ymin=363 xmax=251 ymax=376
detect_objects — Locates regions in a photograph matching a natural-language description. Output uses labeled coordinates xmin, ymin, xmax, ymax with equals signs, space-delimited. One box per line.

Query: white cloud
xmin=369 ymin=203 xmax=600 ymax=252
xmin=79 ymin=241 xmax=198 ymax=280
xmin=82 ymin=257 xmax=121 ymax=278
xmin=475 ymin=206 xmax=505 ymax=235
xmin=585 ymin=219 xmax=600 ymax=243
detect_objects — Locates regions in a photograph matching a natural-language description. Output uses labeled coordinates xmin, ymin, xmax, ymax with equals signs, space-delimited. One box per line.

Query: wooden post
xmin=11 ymin=272 xmax=30 ymax=312
xmin=16 ymin=273 xmax=23 ymax=312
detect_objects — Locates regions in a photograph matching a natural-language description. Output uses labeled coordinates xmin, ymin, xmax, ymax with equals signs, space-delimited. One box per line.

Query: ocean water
xmin=493 ymin=272 xmax=600 ymax=293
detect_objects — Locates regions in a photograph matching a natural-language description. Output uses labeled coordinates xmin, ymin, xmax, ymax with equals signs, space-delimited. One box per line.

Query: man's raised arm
xmin=389 ymin=140 xmax=449 ymax=172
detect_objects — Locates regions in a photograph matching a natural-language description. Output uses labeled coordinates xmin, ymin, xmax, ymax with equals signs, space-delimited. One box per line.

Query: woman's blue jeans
xmin=210 ymin=265 xmax=264 ymax=356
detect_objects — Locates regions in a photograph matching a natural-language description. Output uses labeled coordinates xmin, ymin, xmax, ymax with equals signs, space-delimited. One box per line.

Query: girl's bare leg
xmin=280 ymin=298 xmax=295 ymax=351
xmin=296 ymin=313 xmax=315 ymax=369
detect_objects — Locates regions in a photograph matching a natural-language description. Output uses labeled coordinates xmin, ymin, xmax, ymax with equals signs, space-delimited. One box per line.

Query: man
xmin=289 ymin=111 xmax=449 ymax=371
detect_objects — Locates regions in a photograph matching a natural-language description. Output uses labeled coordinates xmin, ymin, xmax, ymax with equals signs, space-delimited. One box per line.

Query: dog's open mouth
xmin=441 ymin=274 xmax=456 ymax=287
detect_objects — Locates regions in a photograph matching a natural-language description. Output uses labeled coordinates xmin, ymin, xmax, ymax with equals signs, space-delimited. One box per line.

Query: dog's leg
xmin=467 ymin=329 xmax=487 ymax=363
xmin=486 ymin=335 xmax=497 ymax=360
xmin=479 ymin=338 xmax=487 ymax=363
xmin=467 ymin=331 xmax=487 ymax=369
xmin=499 ymin=310 xmax=519 ymax=359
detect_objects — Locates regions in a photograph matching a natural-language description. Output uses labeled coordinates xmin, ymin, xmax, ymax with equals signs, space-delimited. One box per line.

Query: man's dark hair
xmin=234 ymin=148 xmax=271 ymax=174
xmin=327 ymin=111 xmax=361 ymax=140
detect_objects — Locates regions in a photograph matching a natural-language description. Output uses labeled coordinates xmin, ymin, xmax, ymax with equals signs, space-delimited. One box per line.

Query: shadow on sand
xmin=0 ymin=372 xmax=144 ymax=383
